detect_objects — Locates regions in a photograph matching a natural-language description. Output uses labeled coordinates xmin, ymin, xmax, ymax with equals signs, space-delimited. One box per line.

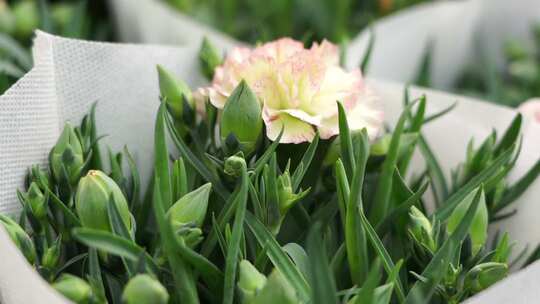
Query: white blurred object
xmin=0 ymin=31 xmax=539 ymax=303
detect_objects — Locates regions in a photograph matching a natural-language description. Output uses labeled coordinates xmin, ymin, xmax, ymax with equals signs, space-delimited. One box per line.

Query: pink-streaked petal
xmin=265 ymin=111 xmax=316 ymax=144
xmin=278 ymin=109 xmax=322 ymax=126
xmin=310 ymin=39 xmax=340 ymax=67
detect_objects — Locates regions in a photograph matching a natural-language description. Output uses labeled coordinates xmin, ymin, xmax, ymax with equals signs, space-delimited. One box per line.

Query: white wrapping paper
xmin=1 ymin=2 xmax=540 ymax=301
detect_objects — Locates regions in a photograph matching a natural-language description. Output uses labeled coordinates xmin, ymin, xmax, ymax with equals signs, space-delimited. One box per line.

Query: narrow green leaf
xmin=155 ymin=103 xmax=173 ymax=209
xmin=307 ymin=222 xmax=338 ymax=304
xmin=245 ymin=212 xmax=310 ymax=301
xmin=360 ymin=27 xmax=375 ymax=74
xmin=496 ymin=158 xmax=540 ymax=212
xmin=152 ymin=177 xmax=199 ymax=303
xmin=337 ymin=102 xmax=356 ymax=181
xmin=223 ymin=164 xmax=249 ymax=304
xmin=435 ymin=147 xmax=514 ymax=221
xmin=370 ymin=102 xmax=411 ymax=226
xmin=292 ymin=132 xmax=319 ymax=191
xmin=494 ymin=114 xmax=522 ymax=157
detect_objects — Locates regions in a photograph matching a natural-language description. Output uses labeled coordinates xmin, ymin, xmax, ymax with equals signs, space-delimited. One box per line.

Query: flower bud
xmin=42 ymin=237 xmax=61 ymax=270
xmin=220 ymin=80 xmax=262 ymax=155
xmin=49 ymin=122 xmax=84 ymax=185
xmin=167 ymin=183 xmax=211 ymax=229
xmin=277 ymin=171 xmax=309 ymax=215
xmin=408 ymin=206 xmax=436 ymax=253
xmin=52 ymin=274 xmax=92 ymax=304
xmin=245 ymin=269 xmax=298 ymax=304
xmin=75 ymin=170 xmax=131 ymax=232
xmin=465 ymin=262 xmax=508 ymax=294
xmin=224 ymin=155 xmax=247 ymax=178
xmin=199 ymin=37 xmax=223 ymax=80
xmin=0 ymin=214 xmax=36 ymax=265
xmin=238 ymin=260 xmax=267 ymax=302
xmin=27 ymin=182 xmax=47 ymax=220
xmin=157 ymin=65 xmax=193 ymax=120
xmin=122 ymin=274 xmax=169 ymax=304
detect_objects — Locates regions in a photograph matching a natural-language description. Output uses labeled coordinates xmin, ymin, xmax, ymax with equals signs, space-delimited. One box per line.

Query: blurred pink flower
xmin=195 ymin=38 xmax=383 ymax=144
xmin=518 ymin=98 xmax=540 ymax=123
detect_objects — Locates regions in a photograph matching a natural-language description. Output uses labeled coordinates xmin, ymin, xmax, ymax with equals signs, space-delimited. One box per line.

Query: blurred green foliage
xmin=0 ymin=0 xmax=113 ymax=94
xmin=165 ymin=0 xmax=430 ymax=44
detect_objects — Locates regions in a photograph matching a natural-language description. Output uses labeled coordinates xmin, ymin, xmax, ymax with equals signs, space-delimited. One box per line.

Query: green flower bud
xmin=224 ymin=155 xmax=247 ymax=178
xmin=157 ymin=64 xmax=193 ymax=120
xmin=12 ymin=0 xmax=38 ymax=39
xmin=122 ymin=274 xmax=169 ymax=304
xmin=220 ymin=80 xmax=262 ymax=155
xmin=277 ymin=171 xmax=309 ymax=215
xmin=238 ymin=260 xmax=267 ymax=302
xmin=52 ymin=274 xmax=92 ymax=304
xmin=50 ymin=122 xmax=84 ymax=185
xmin=504 ymin=40 xmax=528 ymax=61
xmin=27 ymin=182 xmax=47 ymax=220
xmin=42 ymin=237 xmax=61 ymax=270
xmin=247 ymin=269 xmax=298 ymax=304
xmin=408 ymin=206 xmax=436 ymax=253
xmin=75 ymin=170 xmax=132 ymax=232
xmin=0 ymin=214 xmax=36 ymax=265
xmin=199 ymin=37 xmax=223 ymax=80
xmin=167 ymin=183 xmax=211 ymax=229
xmin=465 ymin=262 xmax=508 ymax=294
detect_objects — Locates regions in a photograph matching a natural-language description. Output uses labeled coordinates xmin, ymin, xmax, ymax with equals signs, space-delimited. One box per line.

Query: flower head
xmin=518 ymin=98 xmax=540 ymax=123
xmin=195 ymin=38 xmax=383 ymax=144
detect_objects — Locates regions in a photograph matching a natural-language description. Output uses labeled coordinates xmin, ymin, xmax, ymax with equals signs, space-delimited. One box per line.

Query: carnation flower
xmin=518 ymin=98 xmax=540 ymax=123
xmin=194 ymin=38 xmax=383 ymax=144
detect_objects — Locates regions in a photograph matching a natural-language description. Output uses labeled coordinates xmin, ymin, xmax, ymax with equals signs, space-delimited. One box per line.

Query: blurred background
xmin=1 ymin=0 xmax=539 ymax=108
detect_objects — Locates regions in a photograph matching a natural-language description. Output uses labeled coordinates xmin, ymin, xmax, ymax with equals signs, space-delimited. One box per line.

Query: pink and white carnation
xmin=194 ymin=38 xmax=384 ymax=144
xmin=518 ymin=98 xmax=540 ymax=123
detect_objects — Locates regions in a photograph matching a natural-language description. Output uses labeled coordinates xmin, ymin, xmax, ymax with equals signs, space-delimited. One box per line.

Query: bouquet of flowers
xmin=1 ymin=34 xmax=539 ymax=304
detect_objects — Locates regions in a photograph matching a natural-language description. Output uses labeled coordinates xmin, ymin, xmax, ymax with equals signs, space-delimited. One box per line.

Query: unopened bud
xmin=0 ymin=214 xmax=36 ymax=265
xmin=122 ymin=274 xmax=169 ymax=304
xmin=465 ymin=262 xmax=508 ymax=294
xmin=157 ymin=65 xmax=193 ymax=120
xmin=27 ymin=182 xmax=47 ymax=220
xmin=199 ymin=37 xmax=223 ymax=80
xmin=42 ymin=237 xmax=61 ymax=270
xmin=408 ymin=206 xmax=436 ymax=253
xmin=75 ymin=170 xmax=132 ymax=232
xmin=168 ymin=183 xmax=211 ymax=229
xmin=50 ymin=123 xmax=84 ymax=185
xmin=220 ymin=80 xmax=262 ymax=155
xmin=238 ymin=260 xmax=267 ymax=301
xmin=52 ymin=274 xmax=92 ymax=303
xmin=224 ymin=155 xmax=247 ymax=178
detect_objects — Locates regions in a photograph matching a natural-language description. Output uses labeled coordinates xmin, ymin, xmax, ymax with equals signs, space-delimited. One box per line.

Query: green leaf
xmin=337 ymin=102 xmax=355 ymax=181
xmin=307 ymin=222 xmax=338 ymax=304
xmin=107 ymin=194 xmax=137 ymax=276
xmin=283 ymin=243 xmax=310 ymax=279
xmin=370 ymin=102 xmax=412 ymax=226
xmin=291 ymin=132 xmax=319 ymax=191
xmin=418 ymin=135 xmax=449 ymax=204
xmin=345 ymin=129 xmax=369 ymax=285
xmin=245 ymin=212 xmax=310 ymax=302
xmin=357 ymin=211 xmax=406 ymax=303
xmin=152 ymin=177 xmax=199 ymax=303
xmin=360 ymin=27 xmax=375 ymax=74
xmin=163 ymin=104 xmax=230 ymax=200
xmin=354 ymin=259 xmax=381 ymax=304
xmin=223 ymin=162 xmax=249 ymax=304
xmin=447 ymin=189 xmax=488 ymax=256
xmin=155 ymin=103 xmax=173 ymax=209
xmin=87 ymin=248 xmax=106 ymax=301
xmin=46 ymin=188 xmax=81 ymax=227
xmin=251 ymin=127 xmax=283 ymax=177
xmin=495 ymin=158 xmax=540 ymax=212
xmin=494 ymin=114 xmax=522 ymax=157
xmin=435 ymin=147 xmax=514 ymax=221
xmin=406 ymin=186 xmax=484 ymax=304
xmin=72 ymin=228 xmax=157 ymax=273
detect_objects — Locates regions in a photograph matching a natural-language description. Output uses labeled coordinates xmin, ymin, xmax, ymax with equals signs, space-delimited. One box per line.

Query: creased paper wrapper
xmin=2 ymin=0 xmax=540 ymax=300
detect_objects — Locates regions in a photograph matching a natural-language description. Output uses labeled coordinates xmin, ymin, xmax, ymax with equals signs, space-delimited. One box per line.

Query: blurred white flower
xmin=195 ymin=38 xmax=383 ymax=144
